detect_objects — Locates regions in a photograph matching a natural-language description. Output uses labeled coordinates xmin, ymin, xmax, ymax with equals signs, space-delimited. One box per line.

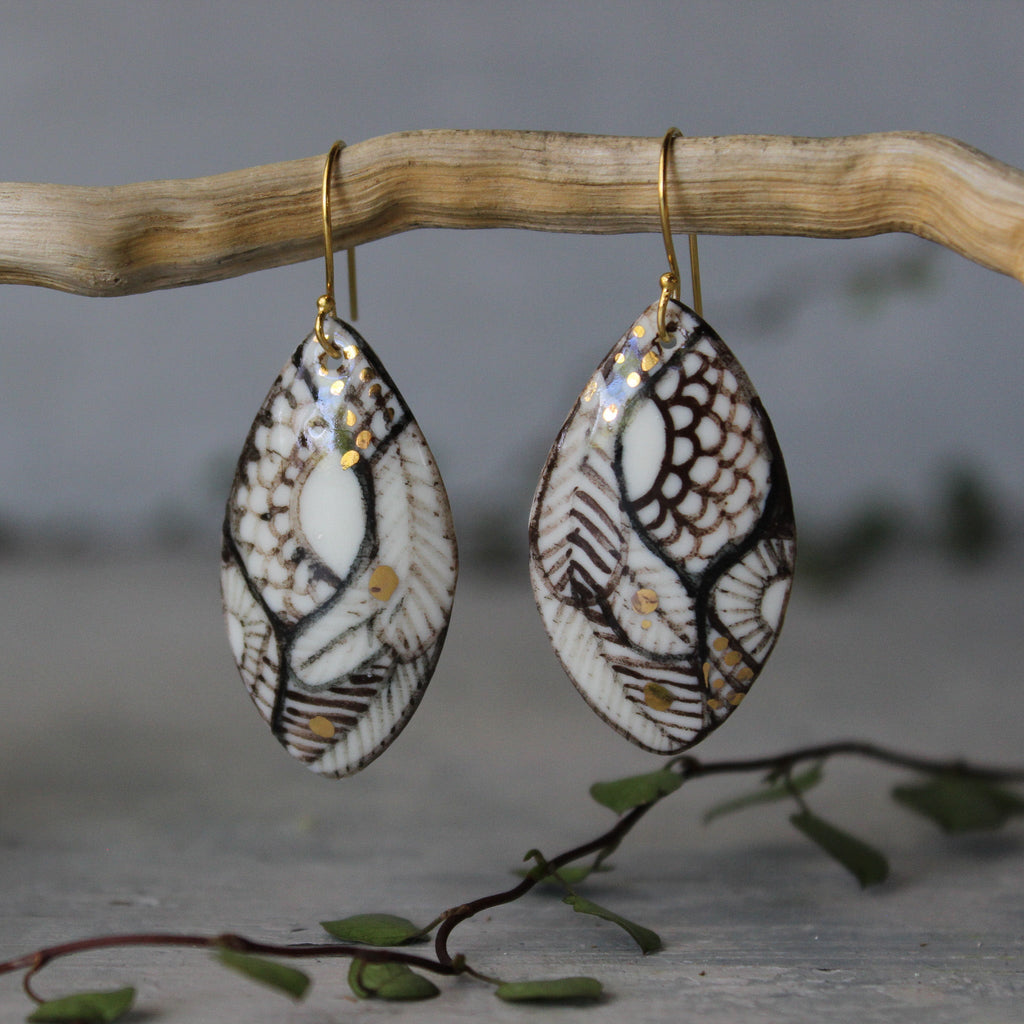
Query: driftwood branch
xmin=1 ymin=129 xmax=1023 ymax=297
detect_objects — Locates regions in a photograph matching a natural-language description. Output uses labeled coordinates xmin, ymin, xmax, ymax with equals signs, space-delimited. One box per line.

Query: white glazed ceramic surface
xmin=221 ymin=317 xmax=457 ymax=777
xmin=529 ymin=299 xmax=795 ymax=754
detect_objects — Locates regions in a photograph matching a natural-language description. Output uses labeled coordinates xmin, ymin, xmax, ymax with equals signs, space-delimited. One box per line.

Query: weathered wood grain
xmin=1 ymin=130 xmax=1022 ymax=296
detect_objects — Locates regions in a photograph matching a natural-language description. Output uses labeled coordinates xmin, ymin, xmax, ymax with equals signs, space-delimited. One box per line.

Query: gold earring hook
xmin=657 ymin=127 xmax=702 ymax=343
xmin=315 ymin=140 xmax=358 ymax=357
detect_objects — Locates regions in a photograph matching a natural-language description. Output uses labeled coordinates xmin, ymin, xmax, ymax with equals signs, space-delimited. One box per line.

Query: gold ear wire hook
xmin=657 ymin=127 xmax=702 ymax=343
xmin=315 ymin=140 xmax=359 ymax=357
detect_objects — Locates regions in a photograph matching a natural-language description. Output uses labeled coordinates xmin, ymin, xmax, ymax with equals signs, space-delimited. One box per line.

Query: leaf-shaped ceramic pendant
xmin=221 ymin=316 xmax=457 ymax=777
xmin=529 ymin=298 xmax=795 ymax=754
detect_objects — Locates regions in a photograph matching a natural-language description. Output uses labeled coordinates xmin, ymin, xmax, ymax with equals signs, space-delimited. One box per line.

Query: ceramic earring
xmin=529 ymin=128 xmax=795 ymax=754
xmin=221 ymin=141 xmax=458 ymax=778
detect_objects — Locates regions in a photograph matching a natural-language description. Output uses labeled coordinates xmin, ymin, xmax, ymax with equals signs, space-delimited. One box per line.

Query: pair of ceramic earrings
xmin=221 ymin=131 xmax=797 ymax=778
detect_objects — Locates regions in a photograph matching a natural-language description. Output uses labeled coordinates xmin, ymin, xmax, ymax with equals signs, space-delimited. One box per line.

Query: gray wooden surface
xmin=2 ymin=551 xmax=1022 ymax=1022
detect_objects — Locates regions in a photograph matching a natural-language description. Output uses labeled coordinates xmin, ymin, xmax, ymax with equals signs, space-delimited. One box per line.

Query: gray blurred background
xmin=0 ymin=1 xmax=1022 ymax=574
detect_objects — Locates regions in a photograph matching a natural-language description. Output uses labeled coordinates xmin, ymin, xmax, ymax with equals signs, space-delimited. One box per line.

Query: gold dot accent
xmin=626 ymin=371 xmax=642 ymax=388
xmin=631 ymin=588 xmax=659 ymax=614
xmin=712 ymin=637 xmax=729 ymax=652
xmin=707 ymin=698 xmax=723 ymax=710
xmin=384 ymin=407 xmax=395 ymax=422
xmin=582 ymin=380 xmax=598 ymax=402
xmin=643 ymin=682 xmax=673 ymax=711
xmin=615 ymin=352 xmax=626 ymax=364
xmin=309 ymin=715 xmax=336 ymax=739
xmin=317 ymin=363 xmax=330 ymax=377
xmin=712 ymin=678 xmax=724 ymax=690
xmin=345 ymin=409 xmax=357 ymax=427
xmin=723 ymin=650 xmax=742 ymax=667
xmin=368 ymin=383 xmax=382 ymax=398
xmin=369 ymin=565 xmax=400 ymax=601
xmin=737 ymin=667 xmax=754 ymax=682
xmin=729 ymin=693 xmax=745 ymax=706
xmin=702 ymin=662 xmax=711 ymax=684
xmin=641 ymin=351 xmax=659 ymax=372
xmin=360 ymin=367 xmax=374 ymax=383
xmin=340 ymin=450 xmax=360 ymax=469
xmin=603 ymin=403 xmax=619 ymax=423
xmin=343 ymin=344 xmax=359 ymax=360
xmin=356 ymin=430 xmax=373 ymax=450
xmin=329 ymin=380 xmax=345 ymax=396
xmin=633 ymin=325 xmax=647 ymax=339
xmin=641 ymin=619 xmax=652 ymax=630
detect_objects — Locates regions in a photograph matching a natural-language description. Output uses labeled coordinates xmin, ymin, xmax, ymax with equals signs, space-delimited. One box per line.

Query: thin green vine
xmin=3 ymin=739 xmax=1023 ymax=1020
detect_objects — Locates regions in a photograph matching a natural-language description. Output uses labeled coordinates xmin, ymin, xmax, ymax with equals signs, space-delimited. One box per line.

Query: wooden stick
xmin=2 ymin=129 xmax=1023 ymax=297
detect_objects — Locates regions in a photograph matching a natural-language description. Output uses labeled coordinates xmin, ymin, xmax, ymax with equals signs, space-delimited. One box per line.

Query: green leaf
xmin=563 ymin=894 xmax=662 ymax=953
xmin=346 ymin=957 xmax=377 ymax=999
xmin=790 ymin=810 xmax=889 ymax=888
xmin=496 ymin=977 xmax=604 ymax=1002
xmin=321 ymin=912 xmax=426 ymax=945
xmin=892 ymin=775 xmax=1024 ymax=833
xmin=375 ymin=971 xmax=441 ymax=1001
xmin=27 ymin=988 xmax=135 ymax=1024
xmin=590 ymin=769 xmax=682 ymax=814
xmin=215 ymin=950 xmax=311 ymax=1000
xmin=347 ymin=960 xmax=439 ymax=1001
xmin=703 ymin=764 xmax=824 ymax=823
xmin=517 ymin=863 xmax=610 ymax=886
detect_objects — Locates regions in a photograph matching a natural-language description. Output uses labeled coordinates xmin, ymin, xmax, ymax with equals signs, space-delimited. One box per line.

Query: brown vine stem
xmin=432 ymin=800 xmax=655 ymax=968
xmin=677 ymin=740 xmax=1024 ymax=783
xmin=1 ymin=739 xmax=1022 ymax=999
xmin=0 ymin=933 xmax=456 ymax=985
xmin=431 ymin=740 xmax=1024 ymax=966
